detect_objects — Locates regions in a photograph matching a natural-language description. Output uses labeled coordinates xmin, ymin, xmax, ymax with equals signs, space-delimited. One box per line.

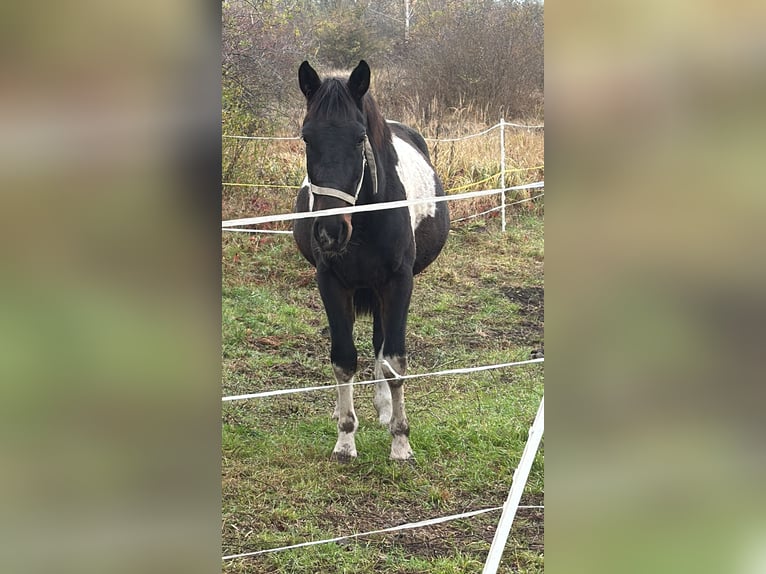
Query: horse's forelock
xmin=306 ymin=78 xmax=357 ymax=121
xmin=305 ymin=78 xmax=391 ymax=150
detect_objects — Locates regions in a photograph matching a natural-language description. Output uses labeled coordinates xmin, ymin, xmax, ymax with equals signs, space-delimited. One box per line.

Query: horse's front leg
xmin=317 ymin=271 xmax=358 ymax=462
xmin=372 ymin=307 xmax=392 ymax=426
xmin=379 ymin=272 xmax=414 ymax=461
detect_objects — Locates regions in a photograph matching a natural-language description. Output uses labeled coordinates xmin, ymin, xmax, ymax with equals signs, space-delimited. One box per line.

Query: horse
xmin=292 ymin=60 xmax=450 ymax=462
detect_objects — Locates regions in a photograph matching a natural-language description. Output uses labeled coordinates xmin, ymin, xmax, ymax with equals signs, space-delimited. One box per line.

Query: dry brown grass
xmin=222 ymin=111 xmax=543 ymax=226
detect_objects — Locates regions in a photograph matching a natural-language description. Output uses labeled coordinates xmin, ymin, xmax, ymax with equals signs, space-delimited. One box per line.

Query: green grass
xmin=222 ymin=213 xmax=544 ymax=573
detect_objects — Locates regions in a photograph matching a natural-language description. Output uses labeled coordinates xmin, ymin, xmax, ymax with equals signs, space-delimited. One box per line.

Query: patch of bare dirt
xmin=318 ymin=492 xmax=543 ymax=564
xmin=503 ymin=285 xmax=544 ymax=352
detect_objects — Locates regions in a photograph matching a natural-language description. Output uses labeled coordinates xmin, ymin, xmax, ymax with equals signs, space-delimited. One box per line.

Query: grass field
xmin=221 ymin=124 xmax=543 ymax=573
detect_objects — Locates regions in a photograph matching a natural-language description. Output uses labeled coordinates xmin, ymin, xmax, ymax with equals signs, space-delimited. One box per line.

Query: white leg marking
xmin=391 ymin=431 xmax=414 ymax=461
xmin=373 ymin=351 xmax=392 ymax=426
xmin=382 ymin=355 xmax=414 ymax=461
xmin=332 ymin=365 xmax=358 ymax=461
xmin=389 ymin=383 xmax=413 ymax=461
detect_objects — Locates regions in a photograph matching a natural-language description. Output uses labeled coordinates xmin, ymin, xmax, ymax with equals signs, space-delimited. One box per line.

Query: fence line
xmin=483 ymin=395 xmax=545 ymax=573
xmin=222 ymin=181 xmax=543 ymax=228
xmin=223 ymin=134 xmax=300 ymax=140
xmin=221 ymin=165 xmax=543 ymax=194
xmin=221 ymin=192 xmax=544 ymax=234
xmin=223 ymin=504 xmax=544 ymax=561
xmin=507 ymin=192 xmax=545 ymax=207
xmin=423 ymin=123 xmax=500 ymax=142
xmin=222 ymin=228 xmax=293 ymax=235
xmin=442 ymin=166 xmax=543 ymax=194
xmin=503 ymin=121 xmax=545 ymax=130
xmin=450 ymin=193 xmax=544 ymax=224
xmin=500 ymin=119 xmax=507 ymax=231
xmin=222 ymin=120 xmax=543 ymax=143
xmin=451 ymin=204 xmax=504 ymax=223
xmin=223 ymin=182 xmax=302 ymax=189
xmin=222 ymin=357 xmax=543 ymax=402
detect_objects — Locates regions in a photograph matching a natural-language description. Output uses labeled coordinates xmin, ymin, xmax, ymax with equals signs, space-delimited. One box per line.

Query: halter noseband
xmin=308 ymin=136 xmax=378 ymax=210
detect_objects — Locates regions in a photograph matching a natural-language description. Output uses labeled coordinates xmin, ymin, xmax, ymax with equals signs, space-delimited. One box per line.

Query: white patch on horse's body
xmin=389 ymin=133 xmax=437 ymax=238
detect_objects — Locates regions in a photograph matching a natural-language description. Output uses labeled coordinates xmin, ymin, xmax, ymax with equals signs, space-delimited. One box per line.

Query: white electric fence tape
xmin=451 ymin=193 xmax=545 ymax=223
xmin=222 ymin=228 xmax=293 ymax=234
xmin=223 ymin=135 xmax=300 ymax=140
xmin=223 ymin=504 xmax=543 ymax=561
xmin=222 ymin=121 xmax=543 ymax=142
xmin=221 ymin=182 xmax=543 ymax=228
xmin=482 ymin=395 xmax=545 ymax=574
xmin=423 ymin=123 xmax=501 ymax=142
xmin=222 ymin=357 xmax=543 ymax=402
xmin=222 ymin=193 xmax=544 ymax=232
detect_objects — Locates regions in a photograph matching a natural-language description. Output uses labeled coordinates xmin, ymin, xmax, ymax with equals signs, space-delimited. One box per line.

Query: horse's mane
xmin=361 ymin=94 xmax=390 ymax=152
xmin=307 ymin=78 xmax=391 ymax=152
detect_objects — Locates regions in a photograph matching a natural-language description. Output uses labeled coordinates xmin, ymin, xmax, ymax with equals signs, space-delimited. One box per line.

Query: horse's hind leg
xmin=382 ymin=357 xmax=412 ymax=461
xmin=380 ymin=274 xmax=414 ymax=461
xmin=372 ymin=307 xmax=392 ymax=426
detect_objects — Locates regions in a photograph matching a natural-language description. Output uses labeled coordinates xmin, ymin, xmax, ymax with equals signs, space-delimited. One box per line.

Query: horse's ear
xmin=348 ymin=60 xmax=370 ymax=101
xmin=299 ymin=61 xmax=321 ymax=100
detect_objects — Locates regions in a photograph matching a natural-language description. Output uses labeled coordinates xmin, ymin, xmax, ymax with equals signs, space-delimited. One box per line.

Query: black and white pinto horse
xmin=293 ymin=61 xmax=449 ymax=461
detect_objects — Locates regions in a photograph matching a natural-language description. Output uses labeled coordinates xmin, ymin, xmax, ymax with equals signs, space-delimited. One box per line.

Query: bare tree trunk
xmin=404 ymin=0 xmax=410 ymax=43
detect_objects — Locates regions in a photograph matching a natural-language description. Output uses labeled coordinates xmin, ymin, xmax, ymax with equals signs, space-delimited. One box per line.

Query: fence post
xmin=499 ymin=118 xmax=506 ymax=232
xmin=482 ymin=395 xmax=545 ymax=574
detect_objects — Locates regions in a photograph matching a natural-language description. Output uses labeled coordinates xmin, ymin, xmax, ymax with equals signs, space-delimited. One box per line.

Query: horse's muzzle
xmin=313 ymin=214 xmax=352 ymax=253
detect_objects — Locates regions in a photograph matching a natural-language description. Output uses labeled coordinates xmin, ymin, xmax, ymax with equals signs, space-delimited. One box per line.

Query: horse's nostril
xmin=314 ymin=223 xmax=338 ymax=250
xmin=314 ymin=218 xmax=351 ymax=251
xmin=340 ymin=216 xmax=353 ymax=245
xmin=320 ymin=228 xmax=333 ymax=247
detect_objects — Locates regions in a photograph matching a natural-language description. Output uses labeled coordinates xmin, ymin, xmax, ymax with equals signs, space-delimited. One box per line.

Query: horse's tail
xmin=354 ymin=288 xmax=378 ymax=317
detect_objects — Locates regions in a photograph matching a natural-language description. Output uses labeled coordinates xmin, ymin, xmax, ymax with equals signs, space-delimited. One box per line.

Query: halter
xmin=308 ymin=136 xmax=378 ymax=211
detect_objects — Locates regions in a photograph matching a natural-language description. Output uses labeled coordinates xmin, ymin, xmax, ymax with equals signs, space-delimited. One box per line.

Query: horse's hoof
xmin=378 ymin=413 xmax=392 ymax=426
xmin=389 ymin=453 xmax=416 ymax=465
xmin=330 ymin=451 xmax=357 ymax=464
xmin=389 ymin=443 xmax=414 ymax=462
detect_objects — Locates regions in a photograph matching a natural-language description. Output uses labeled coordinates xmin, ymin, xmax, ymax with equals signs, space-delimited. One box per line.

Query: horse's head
xmin=298 ymin=60 xmax=375 ymax=254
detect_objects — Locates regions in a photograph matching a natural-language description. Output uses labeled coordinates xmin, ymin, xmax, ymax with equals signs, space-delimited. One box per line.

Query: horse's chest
xmin=324 ymin=260 xmax=381 ymax=290
xmin=325 ymin=238 xmax=410 ymax=287
xmin=390 ymin=136 xmax=437 ymax=236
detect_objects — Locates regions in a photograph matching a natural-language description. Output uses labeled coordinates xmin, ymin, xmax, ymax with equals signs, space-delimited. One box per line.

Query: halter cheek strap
xmin=364 ymin=136 xmax=378 ymax=197
xmin=308 ymin=135 xmax=378 ymax=210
